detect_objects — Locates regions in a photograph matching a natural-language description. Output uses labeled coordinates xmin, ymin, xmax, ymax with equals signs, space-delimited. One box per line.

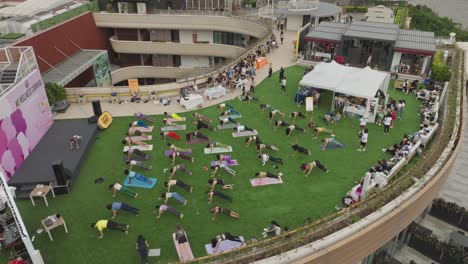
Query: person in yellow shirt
xmin=90 ymin=220 xmax=129 ymax=239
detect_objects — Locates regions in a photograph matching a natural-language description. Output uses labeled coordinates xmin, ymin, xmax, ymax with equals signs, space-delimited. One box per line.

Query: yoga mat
xmin=164 ymin=117 xmax=186 ymax=122
xmin=164 ymin=149 xmax=192 ymax=156
xmin=161 ymin=125 xmax=187 ymax=132
xmin=205 ymin=237 xmax=245 ymax=255
xmin=204 ymin=147 xmax=232 ymax=154
xmin=187 ymin=138 xmax=210 ymax=144
xmin=325 ymin=142 xmax=346 ymax=150
xmin=219 ymin=114 xmax=241 ymax=120
xmin=123 ymin=145 xmax=153 ymax=152
xmin=125 ymin=136 xmax=152 ymax=141
xmin=148 ymin=249 xmax=161 ymax=257
xmin=123 ymin=176 xmax=157 ymax=189
xmin=211 ymin=160 xmax=238 ymax=167
xmin=250 ymin=177 xmax=283 ymax=187
xmin=232 ymin=130 xmax=258 ymax=138
xmin=217 ymin=124 xmax=238 ymax=130
xmin=173 ymin=233 xmax=194 ymax=262
xmin=135 ymin=126 xmax=154 ymax=132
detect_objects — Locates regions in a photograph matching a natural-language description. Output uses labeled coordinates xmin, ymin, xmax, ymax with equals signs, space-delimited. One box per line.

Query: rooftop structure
xmin=365 ymin=5 xmax=394 ymax=24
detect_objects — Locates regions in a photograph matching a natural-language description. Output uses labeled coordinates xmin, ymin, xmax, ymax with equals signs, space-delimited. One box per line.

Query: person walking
xmin=250 ymin=77 xmax=255 ymax=94
xmin=281 ymin=77 xmax=287 ymax=93
xmin=279 ymin=67 xmax=284 ymax=83
xmin=280 ymin=31 xmax=284 ymax=44
xmin=268 ymin=63 xmax=273 ymax=78
xmin=357 ymin=128 xmax=368 ymax=152
xmin=383 ymin=113 xmax=392 ymax=135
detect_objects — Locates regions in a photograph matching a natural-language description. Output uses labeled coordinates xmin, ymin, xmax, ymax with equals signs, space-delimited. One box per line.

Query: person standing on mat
xmin=165 ymin=179 xmax=193 ymax=192
xmin=136 ymin=235 xmax=150 ymax=264
xmin=255 ymin=171 xmax=283 ymax=179
xmin=155 ymin=205 xmax=184 ymax=219
xmin=258 ymin=154 xmax=283 ymax=166
xmin=210 ymin=206 xmax=240 ymax=220
xmin=124 ymin=169 xmax=154 ymax=185
xmin=207 ymin=190 xmax=233 ymax=204
xmin=126 ymin=159 xmax=152 ymax=170
xmin=106 ymin=202 xmax=140 ymax=218
xmin=109 ymin=183 xmax=138 ymax=198
xmin=161 ymin=192 xmax=188 ymax=205
xmin=169 ymin=151 xmax=194 ymax=165
xmin=170 ymin=164 xmax=193 ymax=178
xmin=91 ymin=219 xmax=129 ymax=239
xmin=301 ymin=160 xmax=329 ymax=176
xmin=274 ymin=120 xmax=289 ymax=131
xmin=208 ymin=178 xmax=233 ymax=190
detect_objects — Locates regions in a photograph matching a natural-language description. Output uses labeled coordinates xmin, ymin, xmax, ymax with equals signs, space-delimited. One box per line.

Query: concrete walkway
xmin=55 ymin=29 xmax=298 ymax=120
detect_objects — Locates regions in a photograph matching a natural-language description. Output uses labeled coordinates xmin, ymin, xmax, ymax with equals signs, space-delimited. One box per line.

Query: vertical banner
xmin=0 ymin=70 xmax=53 ymax=180
xmin=93 ymin=52 xmax=112 ymax=87
xmin=128 ymin=79 xmax=139 ymax=94
xmin=305 ymin=96 xmax=314 ymax=112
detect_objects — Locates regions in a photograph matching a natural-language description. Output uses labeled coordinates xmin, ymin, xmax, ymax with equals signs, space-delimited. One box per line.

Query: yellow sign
xmin=128 ymin=79 xmax=139 ymax=94
xmin=305 ymin=97 xmax=314 ymax=112
xmin=98 ymin=111 xmax=113 ymax=129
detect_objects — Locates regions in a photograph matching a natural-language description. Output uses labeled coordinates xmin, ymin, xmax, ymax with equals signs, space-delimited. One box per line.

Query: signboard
xmin=93 ymin=52 xmax=112 ymax=87
xmin=305 ymin=97 xmax=314 ymax=112
xmin=128 ymin=79 xmax=139 ymax=94
xmin=0 ymin=70 xmax=53 ymax=180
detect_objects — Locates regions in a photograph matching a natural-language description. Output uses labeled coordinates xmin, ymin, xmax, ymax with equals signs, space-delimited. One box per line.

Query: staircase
xmin=0 ymin=63 xmax=18 ymax=85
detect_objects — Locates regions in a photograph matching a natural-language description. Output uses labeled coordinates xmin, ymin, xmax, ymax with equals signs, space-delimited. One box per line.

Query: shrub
xmin=430 ymin=51 xmax=451 ymax=82
xmin=45 ymin=82 xmax=67 ymax=106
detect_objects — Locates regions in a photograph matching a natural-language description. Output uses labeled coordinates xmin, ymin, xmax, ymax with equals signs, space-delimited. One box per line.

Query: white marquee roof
xmin=300 ymin=62 xmax=389 ymax=99
xmin=0 ymin=0 xmax=73 ymax=16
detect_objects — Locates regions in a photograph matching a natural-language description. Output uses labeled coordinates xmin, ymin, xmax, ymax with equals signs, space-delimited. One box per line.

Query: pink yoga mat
xmin=250 ymin=177 xmax=283 ymax=186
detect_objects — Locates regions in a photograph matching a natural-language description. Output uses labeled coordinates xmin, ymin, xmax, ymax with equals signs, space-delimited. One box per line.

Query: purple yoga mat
xmin=164 ymin=150 xmax=192 ymax=156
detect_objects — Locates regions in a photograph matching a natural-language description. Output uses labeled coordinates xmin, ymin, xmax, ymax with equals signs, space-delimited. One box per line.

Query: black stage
xmin=9 ymin=119 xmax=98 ymax=198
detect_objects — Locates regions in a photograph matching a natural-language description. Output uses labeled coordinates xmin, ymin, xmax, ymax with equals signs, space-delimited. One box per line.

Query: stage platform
xmin=8 ymin=119 xmax=99 ymax=198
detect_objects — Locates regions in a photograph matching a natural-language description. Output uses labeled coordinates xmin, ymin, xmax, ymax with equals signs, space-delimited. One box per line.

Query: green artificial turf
xmin=15 ymin=66 xmax=420 ymax=263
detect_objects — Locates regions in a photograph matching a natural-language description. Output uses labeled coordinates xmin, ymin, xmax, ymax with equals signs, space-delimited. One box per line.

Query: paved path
xmin=55 ymin=29 xmax=298 ymax=120
xmin=437 ymin=42 xmax=468 ymax=208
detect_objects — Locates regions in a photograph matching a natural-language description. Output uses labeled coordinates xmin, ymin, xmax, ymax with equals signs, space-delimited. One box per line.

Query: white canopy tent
xmin=299 ymin=62 xmax=390 ymax=122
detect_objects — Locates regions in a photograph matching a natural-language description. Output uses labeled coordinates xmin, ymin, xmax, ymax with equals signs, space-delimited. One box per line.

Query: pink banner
xmin=0 ymin=69 xmax=53 ymax=180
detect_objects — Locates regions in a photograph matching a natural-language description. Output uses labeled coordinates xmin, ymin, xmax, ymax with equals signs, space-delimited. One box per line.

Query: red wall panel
xmin=14 ymin=12 xmax=110 ymax=74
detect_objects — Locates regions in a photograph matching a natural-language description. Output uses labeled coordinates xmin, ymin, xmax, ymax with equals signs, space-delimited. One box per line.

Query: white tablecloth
xmin=180 ymin=94 xmax=203 ymax=110
xmin=204 ymin=86 xmax=227 ymax=100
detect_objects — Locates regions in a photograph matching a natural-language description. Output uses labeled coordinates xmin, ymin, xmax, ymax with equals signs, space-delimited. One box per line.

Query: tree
xmin=45 ymin=82 xmax=67 ymax=106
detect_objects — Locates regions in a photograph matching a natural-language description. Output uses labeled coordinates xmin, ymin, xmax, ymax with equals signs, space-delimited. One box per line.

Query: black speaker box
xmin=52 ymin=160 xmax=70 ymax=186
xmin=88 ymin=116 xmax=98 ymax=124
xmin=92 ymin=100 xmax=102 ymax=117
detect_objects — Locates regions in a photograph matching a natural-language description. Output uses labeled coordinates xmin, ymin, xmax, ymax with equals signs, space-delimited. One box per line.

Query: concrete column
xmin=421 ymin=55 xmax=430 ymax=75
xmin=390 ymin=51 xmax=402 ymax=72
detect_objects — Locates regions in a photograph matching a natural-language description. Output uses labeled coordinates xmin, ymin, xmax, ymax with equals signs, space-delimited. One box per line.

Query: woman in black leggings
xmin=286 ymin=125 xmax=305 ymax=136
xmin=292 ymin=144 xmax=311 ymax=155
xmin=207 ymin=190 xmax=233 ymax=203
xmin=196 ymin=121 xmax=216 ymax=131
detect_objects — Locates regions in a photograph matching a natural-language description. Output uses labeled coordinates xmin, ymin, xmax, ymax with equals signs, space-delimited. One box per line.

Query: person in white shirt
xmin=280 ymin=77 xmax=287 ymax=92
xmin=358 ymin=128 xmax=368 ymax=152
xmin=258 ymin=154 xmax=283 ymax=166
xmin=383 ymin=114 xmax=392 ymax=135
xmin=359 ymin=116 xmax=368 ymax=133
xmin=262 ymin=221 xmax=281 ymax=238
xmin=234 ymin=124 xmax=254 ymax=133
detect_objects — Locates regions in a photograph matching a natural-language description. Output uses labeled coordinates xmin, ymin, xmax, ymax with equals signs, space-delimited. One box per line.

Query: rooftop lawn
xmin=13 ymin=66 xmax=420 ymax=263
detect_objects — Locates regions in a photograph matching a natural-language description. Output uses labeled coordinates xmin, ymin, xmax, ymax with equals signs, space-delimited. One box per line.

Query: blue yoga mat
xmin=123 ymin=176 xmax=158 ymax=189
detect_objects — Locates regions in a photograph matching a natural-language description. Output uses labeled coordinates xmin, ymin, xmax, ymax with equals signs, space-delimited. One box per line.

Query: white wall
xmin=286 ymin=15 xmax=303 ymax=31
xmin=179 ymin=30 xmax=213 ymax=43
xmin=181 ymin=55 xmax=210 ymax=68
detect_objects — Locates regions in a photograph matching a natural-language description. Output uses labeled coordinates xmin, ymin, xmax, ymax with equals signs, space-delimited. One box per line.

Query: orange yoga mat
xmin=256 ymin=57 xmax=268 ymax=69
